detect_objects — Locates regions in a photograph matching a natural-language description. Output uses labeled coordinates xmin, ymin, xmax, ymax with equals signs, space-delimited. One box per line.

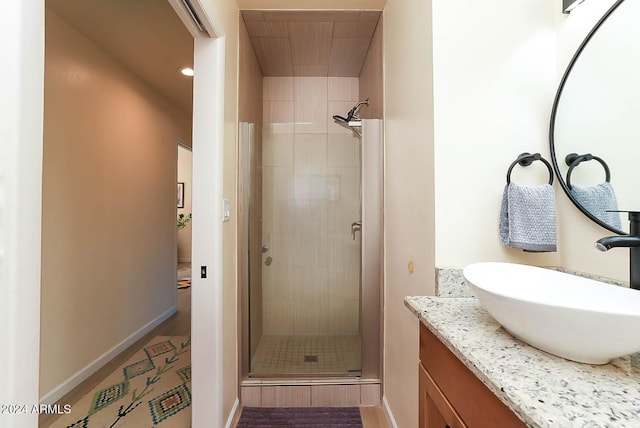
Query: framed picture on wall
xmin=177 ymin=182 xmax=185 ymax=208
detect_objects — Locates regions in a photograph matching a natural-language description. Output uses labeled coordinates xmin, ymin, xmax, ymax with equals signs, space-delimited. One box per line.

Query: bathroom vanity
xmin=418 ymin=321 xmax=524 ymax=427
xmin=406 ymin=296 xmax=640 ymax=427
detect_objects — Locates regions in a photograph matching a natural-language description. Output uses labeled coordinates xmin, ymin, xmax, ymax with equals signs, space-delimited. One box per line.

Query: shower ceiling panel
xmin=241 ymin=10 xmax=381 ymax=77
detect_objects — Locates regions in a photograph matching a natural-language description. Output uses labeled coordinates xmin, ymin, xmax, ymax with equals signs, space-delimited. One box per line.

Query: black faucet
xmin=595 ymin=211 xmax=640 ymax=290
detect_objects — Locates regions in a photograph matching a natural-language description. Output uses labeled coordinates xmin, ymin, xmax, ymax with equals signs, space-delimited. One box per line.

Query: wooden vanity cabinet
xmin=418 ymin=323 xmax=526 ymax=428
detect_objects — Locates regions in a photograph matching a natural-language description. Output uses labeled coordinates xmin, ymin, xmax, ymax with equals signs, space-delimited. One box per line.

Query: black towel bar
xmin=564 ymin=153 xmax=611 ymax=190
xmin=506 ymin=152 xmax=554 ymax=185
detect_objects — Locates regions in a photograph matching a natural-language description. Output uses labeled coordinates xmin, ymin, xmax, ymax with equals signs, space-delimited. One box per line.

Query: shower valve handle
xmin=351 ymin=221 xmax=362 ymax=240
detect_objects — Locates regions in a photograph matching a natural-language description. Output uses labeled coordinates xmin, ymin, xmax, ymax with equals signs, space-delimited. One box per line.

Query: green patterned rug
xmin=177 ymin=279 xmax=191 ymax=289
xmin=51 ymin=336 xmax=191 ymax=428
xmin=177 ymin=264 xmax=191 ymax=289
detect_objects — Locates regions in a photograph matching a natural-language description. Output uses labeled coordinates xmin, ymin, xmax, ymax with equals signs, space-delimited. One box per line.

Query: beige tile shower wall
xmin=241 ymin=383 xmax=381 ymax=407
xmin=262 ymin=76 xmax=361 ymax=336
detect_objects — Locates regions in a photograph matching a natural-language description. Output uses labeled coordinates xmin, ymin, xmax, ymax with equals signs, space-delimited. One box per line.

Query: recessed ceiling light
xmin=180 ymin=67 xmax=194 ymax=77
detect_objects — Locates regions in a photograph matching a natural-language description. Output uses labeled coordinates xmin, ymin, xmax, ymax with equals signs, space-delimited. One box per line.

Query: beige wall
xmin=178 ymin=145 xmax=193 ymax=261
xmin=431 ymin=0 xmax=628 ymax=282
xmin=382 ymin=0 xmax=557 ymax=424
xmin=201 ymin=0 xmax=241 ymax=421
xmin=382 ymin=0 xmax=435 ymax=426
xmin=239 ymin=17 xmax=264 ymax=124
xmin=433 ymin=0 xmax=558 ymax=269
xmin=261 ymin=77 xmax=362 ymax=336
xmin=40 ymin=9 xmax=189 ymax=396
xmin=359 ymin=16 xmax=383 ymax=119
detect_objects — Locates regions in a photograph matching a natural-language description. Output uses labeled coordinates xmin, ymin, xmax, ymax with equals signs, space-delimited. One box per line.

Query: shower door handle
xmin=351 ymin=221 xmax=362 ymax=240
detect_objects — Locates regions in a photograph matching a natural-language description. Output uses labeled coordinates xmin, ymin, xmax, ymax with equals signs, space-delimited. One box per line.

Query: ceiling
xmin=241 ymin=10 xmax=382 ymax=77
xmin=45 ymin=2 xmax=382 ymax=116
xmin=46 ymin=0 xmax=194 ymax=117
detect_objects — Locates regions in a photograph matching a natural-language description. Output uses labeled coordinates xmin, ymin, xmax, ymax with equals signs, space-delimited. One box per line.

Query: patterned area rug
xmin=51 ymin=336 xmax=191 ymax=428
xmin=237 ymin=407 xmax=363 ymax=427
xmin=177 ymin=264 xmax=191 ymax=289
xmin=177 ymin=279 xmax=191 ymax=289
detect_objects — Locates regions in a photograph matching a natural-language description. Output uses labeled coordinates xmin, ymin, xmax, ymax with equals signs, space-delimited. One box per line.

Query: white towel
xmin=570 ymin=182 xmax=622 ymax=230
xmin=500 ymin=182 xmax=557 ymax=252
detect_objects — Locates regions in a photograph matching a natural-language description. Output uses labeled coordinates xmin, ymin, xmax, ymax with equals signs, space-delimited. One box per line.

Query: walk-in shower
xmin=239 ymin=105 xmax=382 ymax=380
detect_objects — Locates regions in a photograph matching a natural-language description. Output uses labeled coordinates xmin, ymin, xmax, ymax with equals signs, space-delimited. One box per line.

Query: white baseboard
xmin=382 ymin=395 xmax=399 ymax=428
xmin=225 ymin=397 xmax=240 ymax=428
xmin=40 ymin=305 xmax=177 ymax=405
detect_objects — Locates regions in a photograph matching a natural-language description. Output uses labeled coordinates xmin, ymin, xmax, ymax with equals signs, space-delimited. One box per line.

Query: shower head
xmin=332 ymin=99 xmax=369 ymax=137
xmin=332 ymin=114 xmax=361 ymax=137
xmin=332 ymin=115 xmax=350 ymax=125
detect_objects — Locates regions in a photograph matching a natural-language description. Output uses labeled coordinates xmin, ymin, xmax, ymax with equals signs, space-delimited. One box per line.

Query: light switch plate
xmin=223 ymin=199 xmax=230 ymax=222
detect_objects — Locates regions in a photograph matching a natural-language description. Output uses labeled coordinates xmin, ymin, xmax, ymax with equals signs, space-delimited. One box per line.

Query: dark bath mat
xmin=237 ymin=407 xmax=363 ymax=427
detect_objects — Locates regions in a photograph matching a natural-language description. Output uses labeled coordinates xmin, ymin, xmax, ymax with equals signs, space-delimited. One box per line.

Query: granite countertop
xmin=405 ymin=296 xmax=640 ymax=428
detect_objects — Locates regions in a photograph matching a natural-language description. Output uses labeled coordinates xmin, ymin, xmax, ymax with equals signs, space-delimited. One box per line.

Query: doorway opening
xmin=177 ymin=142 xmax=193 ymax=290
xmin=38 ymin=0 xmax=225 ymax=425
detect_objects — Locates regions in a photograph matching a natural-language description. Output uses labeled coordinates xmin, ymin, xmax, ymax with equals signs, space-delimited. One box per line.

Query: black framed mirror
xmin=549 ymin=0 xmax=640 ymax=235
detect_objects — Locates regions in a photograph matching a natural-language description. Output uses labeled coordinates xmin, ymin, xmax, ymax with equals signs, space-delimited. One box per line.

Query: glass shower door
xmin=248 ymin=127 xmax=363 ymax=377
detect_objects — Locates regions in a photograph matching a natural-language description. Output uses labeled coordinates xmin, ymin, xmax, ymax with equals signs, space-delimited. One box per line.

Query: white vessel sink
xmin=463 ymin=262 xmax=640 ymax=364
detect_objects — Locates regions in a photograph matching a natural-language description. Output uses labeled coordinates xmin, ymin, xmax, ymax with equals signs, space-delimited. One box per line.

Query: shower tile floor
xmin=250 ymin=335 xmax=361 ymax=376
